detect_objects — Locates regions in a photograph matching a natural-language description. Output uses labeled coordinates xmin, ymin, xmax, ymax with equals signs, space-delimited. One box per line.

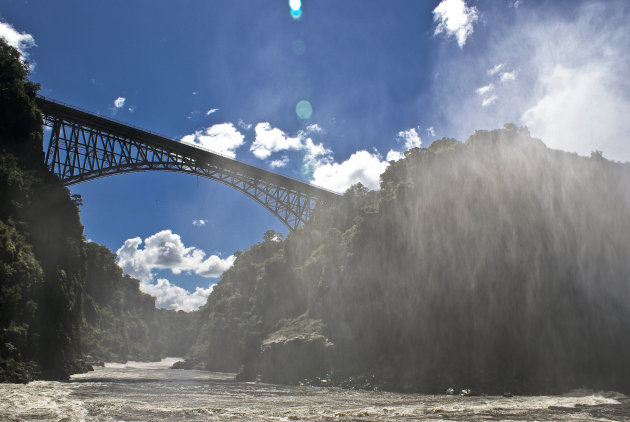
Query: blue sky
xmin=2 ymin=0 xmax=629 ymax=310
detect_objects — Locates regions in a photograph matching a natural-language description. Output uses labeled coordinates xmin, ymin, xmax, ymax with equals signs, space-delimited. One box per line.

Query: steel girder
xmin=38 ymin=97 xmax=339 ymax=231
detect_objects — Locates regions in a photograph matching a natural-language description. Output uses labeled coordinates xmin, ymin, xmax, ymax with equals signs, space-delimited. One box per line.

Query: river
xmin=1 ymin=358 xmax=629 ymax=421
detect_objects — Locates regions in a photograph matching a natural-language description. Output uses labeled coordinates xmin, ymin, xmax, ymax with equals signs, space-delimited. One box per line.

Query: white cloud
xmin=192 ymin=219 xmax=207 ymax=226
xmin=128 ymin=105 xmax=137 ymax=113
xmin=238 ymin=119 xmax=253 ymax=131
xmin=476 ymin=83 xmax=498 ymax=106
xmin=206 ymin=108 xmax=219 ymax=116
xmin=433 ymin=0 xmax=479 ymax=48
xmin=522 ymin=63 xmax=630 ymax=160
xmin=517 ymin=3 xmax=630 ymax=162
xmin=116 ymin=229 xmax=235 ymax=282
xmin=114 ymin=97 xmax=126 ymax=109
xmin=140 ymin=278 xmax=214 ymax=312
xmin=482 ymin=94 xmax=498 ymax=107
xmin=476 ymin=83 xmax=494 ymax=96
xmin=306 ymin=123 xmax=324 ymax=133
xmin=386 ymin=150 xmax=404 ymax=162
xmin=0 ymin=21 xmax=36 ymax=58
xmin=384 ymin=127 xmax=423 ymax=163
xmin=500 ymin=71 xmax=517 ymax=82
xmin=311 ymin=150 xmax=388 ymax=193
xmin=249 ymin=122 xmax=331 ymax=173
xmin=488 ymin=63 xmax=505 ymax=75
xmin=396 ymin=128 xmax=422 ymax=150
xmin=427 ymin=126 xmax=436 ymax=137
xmin=181 ymin=123 xmax=245 ymax=158
xmin=116 ymin=230 xmax=234 ymax=311
xmin=250 ymin=122 xmax=303 ymax=159
xmin=433 ymin=1 xmax=630 ymax=163
xmin=301 ymin=137 xmax=332 ymax=171
xmin=270 ymin=155 xmax=290 ymax=168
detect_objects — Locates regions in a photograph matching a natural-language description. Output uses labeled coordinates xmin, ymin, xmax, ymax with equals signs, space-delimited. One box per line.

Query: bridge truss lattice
xmin=37 ymin=97 xmax=339 ymax=231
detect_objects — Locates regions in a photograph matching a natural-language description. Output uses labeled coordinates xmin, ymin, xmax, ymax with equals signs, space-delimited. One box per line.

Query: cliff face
xmin=0 ymin=38 xmax=87 ymax=381
xmin=0 ymin=39 xmax=198 ymax=382
xmin=189 ymin=124 xmax=630 ymax=394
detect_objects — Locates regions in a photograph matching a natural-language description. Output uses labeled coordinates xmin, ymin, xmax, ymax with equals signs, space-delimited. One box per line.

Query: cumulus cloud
xmin=0 ymin=21 xmax=36 ymax=58
xmin=181 ymin=123 xmax=245 ymax=158
xmin=427 ymin=126 xmax=436 ymax=137
xmin=116 ymin=230 xmax=235 ymax=282
xmin=270 ymin=155 xmax=290 ymax=168
xmin=192 ymin=219 xmax=207 ymax=226
xmin=306 ymin=123 xmax=324 ymax=133
xmin=251 ymin=122 xmax=303 ymax=159
xmin=386 ymin=150 xmax=404 ymax=162
xmin=116 ymin=230 xmax=234 ymax=311
xmin=311 ymin=150 xmax=388 ymax=193
xmin=114 ymin=97 xmax=126 ymax=109
xmin=433 ymin=0 xmax=479 ymax=48
xmin=301 ymin=137 xmax=333 ymax=171
xmin=206 ymin=108 xmax=219 ymax=116
xmin=140 ymin=279 xmax=214 ymax=312
xmin=250 ymin=122 xmax=331 ymax=172
xmin=385 ymin=128 xmax=423 ymax=163
xmin=396 ymin=128 xmax=422 ymax=150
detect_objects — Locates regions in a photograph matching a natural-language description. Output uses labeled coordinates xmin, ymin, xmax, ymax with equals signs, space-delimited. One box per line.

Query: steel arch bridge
xmin=37 ymin=97 xmax=340 ymax=231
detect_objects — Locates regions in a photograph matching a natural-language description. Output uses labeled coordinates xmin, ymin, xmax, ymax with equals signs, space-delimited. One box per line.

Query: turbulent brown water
xmin=1 ymin=358 xmax=629 ymax=421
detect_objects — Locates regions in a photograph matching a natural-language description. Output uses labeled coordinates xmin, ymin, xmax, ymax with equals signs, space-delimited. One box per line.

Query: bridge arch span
xmin=37 ymin=97 xmax=339 ymax=231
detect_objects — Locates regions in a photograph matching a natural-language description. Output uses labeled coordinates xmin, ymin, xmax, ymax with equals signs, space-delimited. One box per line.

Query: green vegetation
xmin=0 ymin=39 xmax=196 ymax=382
xmin=3 ymin=35 xmax=630 ymax=395
xmin=186 ymin=124 xmax=630 ymax=394
xmin=81 ymin=242 xmax=198 ymax=363
xmin=0 ymin=38 xmax=86 ymax=381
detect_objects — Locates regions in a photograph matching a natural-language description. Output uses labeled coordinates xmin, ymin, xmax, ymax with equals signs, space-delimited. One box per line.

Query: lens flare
xmin=289 ymin=0 xmax=301 ymax=11
xmin=296 ymin=100 xmax=312 ymax=119
xmin=289 ymin=0 xmax=302 ymax=19
xmin=292 ymin=39 xmax=306 ymax=56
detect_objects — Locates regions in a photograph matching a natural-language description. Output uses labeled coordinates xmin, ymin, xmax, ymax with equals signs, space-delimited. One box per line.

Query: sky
xmin=2 ymin=0 xmax=629 ymax=311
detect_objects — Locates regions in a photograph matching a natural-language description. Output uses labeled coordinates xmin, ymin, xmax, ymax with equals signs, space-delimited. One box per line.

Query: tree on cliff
xmin=0 ymin=39 xmax=43 ymax=166
xmin=0 ymin=39 xmax=199 ymax=379
xmin=0 ymin=37 xmax=88 ymax=381
xmin=187 ymin=124 xmax=630 ymax=394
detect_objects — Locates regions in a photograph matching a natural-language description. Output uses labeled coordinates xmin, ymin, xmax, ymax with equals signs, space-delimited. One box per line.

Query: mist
xmin=184 ymin=124 xmax=630 ymax=394
xmin=431 ymin=0 xmax=630 ymax=163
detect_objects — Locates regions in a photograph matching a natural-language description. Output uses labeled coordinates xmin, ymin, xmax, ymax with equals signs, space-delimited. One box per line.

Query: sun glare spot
xmin=296 ymin=100 xmax=312 ymax=119
xmin=289 ymin=0 xmax=302 ymax=20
